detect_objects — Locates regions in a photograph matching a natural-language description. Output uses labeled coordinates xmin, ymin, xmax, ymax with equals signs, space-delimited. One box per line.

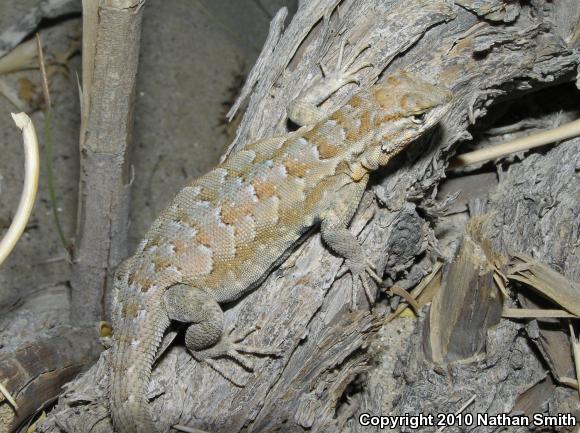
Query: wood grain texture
xmin=354 ymin=140 xmax=580 ymax=433
xmin=71 ymin=0 xmax=145 ymax=324
xmin=37 ymin=0 xmax=579 ymax=432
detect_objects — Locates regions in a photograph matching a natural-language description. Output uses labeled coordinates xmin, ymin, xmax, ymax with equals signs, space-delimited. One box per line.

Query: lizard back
xmin=126 ymin=92 xmax=383 ymax=303
xmin=110 ymin=72 xmax=451 ymax=433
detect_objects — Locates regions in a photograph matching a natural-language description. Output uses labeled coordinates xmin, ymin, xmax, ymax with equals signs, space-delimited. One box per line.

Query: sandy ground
xmin=0 ymin=0 xmax=297 ymax=310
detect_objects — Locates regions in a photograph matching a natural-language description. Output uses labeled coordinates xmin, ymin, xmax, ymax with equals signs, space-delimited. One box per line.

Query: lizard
xmin=108 ymin=43 xmax=452 ymax=433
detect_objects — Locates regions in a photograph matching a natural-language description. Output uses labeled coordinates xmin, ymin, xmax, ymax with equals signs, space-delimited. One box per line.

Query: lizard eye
xmin=411 ymin=113 xmax=426 ymax=124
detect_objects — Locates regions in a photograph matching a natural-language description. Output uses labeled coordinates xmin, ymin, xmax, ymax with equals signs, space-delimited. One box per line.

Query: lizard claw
xmin=287 ymin=38 xmax=372 ymax=126
xmin=192 ymin=325 xmax=282 ymax=385
xmin=352 ymin=273 xmax=375 ymax=310
xmin=338 ymin=258 xmax=383 ymax=310
xmin=319 ymin=38 xmax=372 ymax=90
xmin=365 ymin=259 xmax=383 ymax=284
xmin=202 ymin=358 xmax=247 ymax=387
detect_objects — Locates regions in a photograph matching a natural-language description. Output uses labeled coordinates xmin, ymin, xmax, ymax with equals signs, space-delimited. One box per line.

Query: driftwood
xmin=19 ymin=0 xmax=580 ymax=432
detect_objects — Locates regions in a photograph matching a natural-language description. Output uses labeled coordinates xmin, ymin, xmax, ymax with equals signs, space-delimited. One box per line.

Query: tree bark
xmin=71 ymin=0 xmax=145 ymax=324
xmin=0 ymin=326 xmax=102 ymax=432
xmin=356 ymin=137 xmax=580 ymax=433
xmin=37 ymin=0 xmax=580 ymax=432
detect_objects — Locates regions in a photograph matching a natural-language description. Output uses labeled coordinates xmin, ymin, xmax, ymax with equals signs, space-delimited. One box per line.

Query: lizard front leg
xmin=320 ymin=175 xmax=382 ymax=309
xmin=287 ymin=38 xmax=371 ymax=126
xmin=163 ymin=284 xmax=280 ymax=385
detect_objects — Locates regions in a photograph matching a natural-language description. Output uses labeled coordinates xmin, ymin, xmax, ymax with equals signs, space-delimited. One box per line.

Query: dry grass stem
xmin=559 ymin=376 xmax=579 ymax=390
xmin=35 ymin=33 xmax=51 ymax=109
xmin=502 ymin=308 xmax=577 ymax=319
xmin=0 ymin=380 xmax=18 ymax=410
xmin=450 ymin=118 xmax=580 ymax=168
xmin=0 ymin=113 xmax=39 ymax=267
xmin=493 ymin=271 xmax=510 ymax=298
xmin=508 ymin=253 xmax=580 ymax=317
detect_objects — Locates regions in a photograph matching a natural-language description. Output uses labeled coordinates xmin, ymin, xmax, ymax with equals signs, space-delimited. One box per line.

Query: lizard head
xmin=347 ymin=72 xmax=452 ymax=180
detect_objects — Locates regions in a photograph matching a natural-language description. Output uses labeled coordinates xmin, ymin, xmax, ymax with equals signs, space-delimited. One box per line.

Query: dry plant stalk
xmin=426 ymin=233 xmax=502 ymax=364
xmin=450 ymin=118 xmax=580 ymax=168
xmin=502 ymin=308 xmax=577 ymax=319
xmin=0 ymin=113 xmax=39 ymax=267
xmin=0 ymin=381 xmax=17 ymax=411
xmin=71 ymin=0 xmax=145 ymax=323
xmin=508 ymin=253 xmax=580 ymax=318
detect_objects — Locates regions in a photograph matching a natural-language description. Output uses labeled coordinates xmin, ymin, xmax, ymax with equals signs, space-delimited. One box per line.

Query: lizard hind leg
xmin=163 ymin=284 xmax=281 ymax=386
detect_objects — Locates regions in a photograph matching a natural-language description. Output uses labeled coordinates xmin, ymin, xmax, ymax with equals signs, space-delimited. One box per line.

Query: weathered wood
xmin=2 ymin=4 xmax=148 ymax=426
xmin=0 ymin=326 xmax=102 ymax=433
xmin=359 ymin=139 xmax=580 ymax=432
xmin=71 ymin=0 xmax=145 ymax=324
xmin=424 ymin=232 xmax=502 ymax=364
xmin=38 ymin=0 xmax=579 ymax=432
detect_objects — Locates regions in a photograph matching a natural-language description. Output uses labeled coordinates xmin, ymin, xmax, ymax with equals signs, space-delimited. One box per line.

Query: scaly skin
xmin=109 ymin=71 xmax=451 ymax=433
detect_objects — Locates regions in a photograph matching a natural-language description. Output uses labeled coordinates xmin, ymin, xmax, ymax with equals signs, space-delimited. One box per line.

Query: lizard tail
xmin=110 ymin=304 xmax=169 ymax=433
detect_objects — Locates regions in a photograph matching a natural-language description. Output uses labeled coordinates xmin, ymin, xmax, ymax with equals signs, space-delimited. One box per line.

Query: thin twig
xmin=435 ymin=394 xmax=476 ymax=433
xmin=449 ymin=118 xmax=580 ymax=168
xmin=36 ymin=33 xmax=71 ymax=254
xmin=559 ymin=376 xmax=579 ymax=390
xmin=493 ymin=271 xmax=510 ymax=299
xmin=389 ymin=284 xmax=421 ymax=313
xmin=0 ymin=380 xmax=18 ymax=410
xmin=0 ymin=113 xmax=39 ymax=267
xmin=503 ymin=308 xmax=577 ymax=319
xmin=385 ymin=261 xmax=443 ymax=323
xmin=36 ymin=34 xmax=51 ymax=110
